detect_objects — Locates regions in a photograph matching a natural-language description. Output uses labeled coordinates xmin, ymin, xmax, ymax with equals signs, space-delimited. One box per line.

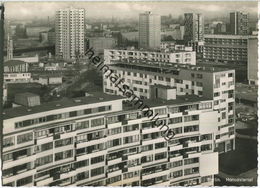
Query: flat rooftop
xmin=3 ymin=92 xmax=124 ymax=120
xmin=4 ymin=60 xmax=27 ymax=67
xmin=123 ymin=95 xmax=211 ymax=111
xmin=110 ymin=59 xmax=234 ymax=73
xmin=3 ymin=93 xmax=211 ymax=120
xmin=106 ymin=48 xmax=192 ymax=53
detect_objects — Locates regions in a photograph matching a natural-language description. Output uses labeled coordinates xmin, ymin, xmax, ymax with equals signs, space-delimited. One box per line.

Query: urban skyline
xmin=4 ymin=1 xmax=258 ymax=21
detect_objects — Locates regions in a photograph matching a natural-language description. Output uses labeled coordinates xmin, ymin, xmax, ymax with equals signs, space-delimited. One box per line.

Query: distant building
xmin=104 ymin=48 xmax=196 ymax=65
xmin=26 ymin=26 xmax=51 ymax=38
xmin=247 ymin=36 xmax=258 ymax=85
xmin=4 ymin=60 xmax=28 ymax=73
xmin=14 ymin=92 xmax=41 ymax=107
xmin=203 ymin=34 xmax=248 ymax=63
xmin=3 ymin=84 xmax=7 ymax=104
xmin=12 ymin=54 xmax=39 ymax=64
xmin=230 ymin=11 xmax=249 ymax=35
xmin=88 ymin=37 xmax=117 ymax=54
xmin=139 ymin=11 xmax=161 ymax=49
xmin=122 ymin=31 xmax=139 ymax=42
xmin=6 ymin=34 xmax=13 ymax=60
xmin=39 ymin=31 xmax=48 ymax=43
xmin=38 ymin=75 xmax=63 ymax=85
xmin=184 ymin=13 xmax=204 ymax=43
xmin=47 ymin=28 xmax=55 ymax=45
xmin=160 ymin=42 xmax=193 ymax=52
xmin=55 ymin=8 xmax=85 ymax=60
xmin=4 ymin=60 xmax=32 ymax=83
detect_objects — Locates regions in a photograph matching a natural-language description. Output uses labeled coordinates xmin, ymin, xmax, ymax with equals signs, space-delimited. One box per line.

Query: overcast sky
xmin=4 ymin=1 xmax=258 ymax=20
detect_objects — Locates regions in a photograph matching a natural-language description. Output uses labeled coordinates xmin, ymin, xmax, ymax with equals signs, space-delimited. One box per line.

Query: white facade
xmin=104 ymin=49 xmax=196 ymax=65
xmin=3 ymin=94 xmax=221 ymax=186
xmin=247 ymin=37 xmax=258 ymax=85
xmin=4 ymin=73 xmax=31 ymax=83
xmin=104 ymin=60 xmax=235 ymax=154
xmin=139 ymin=11 xmax=161 ymax=49
xmin=55 ymin=8 xmax=85 ymax=60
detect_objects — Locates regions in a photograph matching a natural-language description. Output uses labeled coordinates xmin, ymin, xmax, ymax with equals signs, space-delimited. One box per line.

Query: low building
xmin=4 ymin=60 xmax=32 ymax=83
xmin=25 ymin=26 xmax=51 ymax=38
xmin=12 ymin=55 xmax=39 ymax=64
xmin=38 ymin=75 xmax=63 ymax=85
xmin=104 ymin=49 xmax=196 ymax=65
xmin=4 ymin=72 xmax=32 ymax=83
xmin=203 ymin=34 xmax=248 ymax=63
xmin=88 ymin=37 xmax=117 ymax=55
xmin=4 ymin=60 xmax=28 ymax=73
xmin=14 ymin=92 xmax=41 ymax=107
xmin=247 ymin=36 xmax=258 ymax=85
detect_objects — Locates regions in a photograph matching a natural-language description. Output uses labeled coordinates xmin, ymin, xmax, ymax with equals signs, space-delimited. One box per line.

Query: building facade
xmin=230 ymin=11 xmax=249 ymax=35
xmin=104 ymin=49 xmax=196 ymax=65
xmin=55 ymin=8 xmax=85 ymax=60
xmin=247 ymin=36 xmax=258 ymax=85
xmin=103 ymin=59 xmax=235 ymax=155
xmin=184 ymin=13 xmax=204 ymax=43
xmin=88 ymin=37 xmax=117 ymax=55
xmin=203 ymin=34 xmax=248 ymax=63
xmin=139 ymin=11 xmax=161 ymax=49
xmin=4 ymin=60 xmax=32 ymax=83
xmin=3 ymin=91 xmax=224 ymax=186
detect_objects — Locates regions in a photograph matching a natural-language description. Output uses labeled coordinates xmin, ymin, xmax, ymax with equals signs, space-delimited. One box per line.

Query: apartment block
xmin=203 ymin=34 xmax=248 ymax=63
xmin=247 ymin=36 xmax=258 ymax=85
xmin=3 ymin=90 xmax=225 ymax=186
xmin=139 ymin=11 xmax=161 ymax=49
xmin=55 ymin=8 xmax=85 ymax=60
xmin=184 ymin=13 xmax=204 ymax=43
xmin=104 ymin=49 xmax=196 ymax=65
xmin=230 ymin=11 xmax=249 ymax=35
xmin=4 ymin=60 xmax=31 ymax=83
xmin=104 ymin=59 xmax=235 ymax=154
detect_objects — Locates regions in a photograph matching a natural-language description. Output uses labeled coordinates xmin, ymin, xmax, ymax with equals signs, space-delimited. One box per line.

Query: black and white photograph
xmin=0 ymin=0 xmax=258 ymax=187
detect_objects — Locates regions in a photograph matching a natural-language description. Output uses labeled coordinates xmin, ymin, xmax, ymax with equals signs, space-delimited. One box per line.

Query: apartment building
xmin=4 ymin=60 xmax=31 ymax=83
xmin=104 ymin=59 xmax=235 ymax=154
xmin=247 ymin=36 xmax=258 ymax=85
xmin=230 ymin=11 xmax=249 ymax=35
xmin=184 ymin=13 xmax=204 ymax=43
xmin=3 ymin=90 xmax=225 ymax=186
xmin=203 ymin=34 xmax=248 ymax=63
xmin=55 ymin=8 xmax=85 ymax=60
xmin=104 ymin=49 xmax=196 ymax=65
xmin=139 ymin=11 xmax=161 ymax=49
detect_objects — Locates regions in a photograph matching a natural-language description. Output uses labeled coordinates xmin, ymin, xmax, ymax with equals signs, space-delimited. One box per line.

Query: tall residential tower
xmin=184 ymin=13 xmax=204 ymax=43
xmin=230 ymin=11 xmax=249 ymax=35
xmin=55 ymin=8 xmax=85 ymax=60
xmin=139 ymin=11 xmax=161 ymax=49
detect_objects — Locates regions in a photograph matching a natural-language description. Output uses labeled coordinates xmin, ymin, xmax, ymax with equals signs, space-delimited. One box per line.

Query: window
xmin=169 ymin=160 xmax=182 ymax=168
xmin=55 ymin=150 xmax=73 ymax=161
xmin=91 ymin=167 xmax=104 ymax=177
xmin=184 ymin=157 xmax=199 ymax=165
xmin=55 ymin=138 xmax=73 ymax=148
xmin=41 ymin=142 xmax=53 ymax=152
xmin=196 ymin=82 xmax=203 ymax=87
xmin=91 ymin=118 xmax=104 ymax=127
xmin=76 ymin=120 xmax=89 ymax=130
xmin=154 ymin=108 xmax=167 ymax=115
xmin=75 ymin=159 xmax=89 ymax=169
xmin=17 ymin=176 xmax=33 ymax=186
xmin=142 ymin=144 xmax=153 ymax=152
xmin=197 ymin=74 xmax=203 ymax=79
xmin=35 ymin=154 xmax=53 ymax=167
xmin=110 ymin=127 xmax=121 ymax=135
xmin=155 ymin=152 xmax=167 ymax=160
xmin=123 ymin=124 xmax=139 ymax=132
xmin=222 ymin=112 xmax=226 ymax=119
xmin=170 ymin=170 xmax=183 ymax=178
xmin=155 ymin=142 xmax=166 ymax=149
xmin=184 ymin=115 xmax=199 ymax=122
xmin=169 ymin=117 xmax=182 ymax=124
xmin=76 ymin=171 xmax=89 ymax=181
xmin=201 ymin=144 xmax=212 ymax=151
xmin=17 ymin=132 xmax=33 ymax=144
xmin=214 ymin=92 xmax=220 ymax=97
xmin=3 ymin=153 xmax=13 ymax=162
xmin=184 ymin=125 xmax=199 ymax=133
xmin=3 ymin=137 xmax=15 ymax=148
xmin=184 ymin=167 xmax=199 ymax=175
xmin=91 ymin=155 xmax=104 ymax=164
xmin=123 ymin=135 xmax=139 ymax=144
